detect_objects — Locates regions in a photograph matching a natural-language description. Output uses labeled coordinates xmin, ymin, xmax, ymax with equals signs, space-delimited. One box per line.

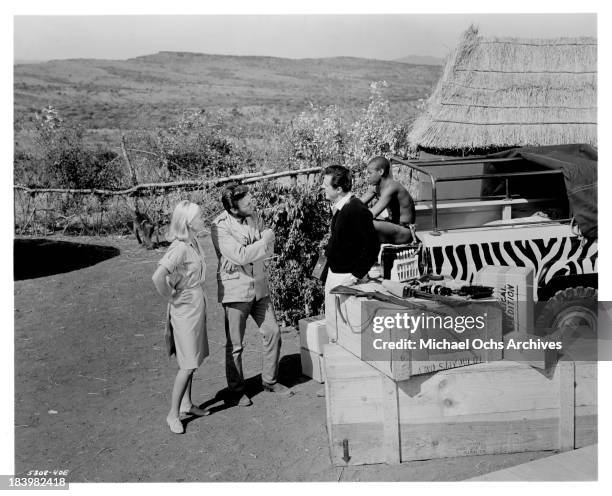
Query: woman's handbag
xmin=164 ymin=303 xmax=176 ymax=358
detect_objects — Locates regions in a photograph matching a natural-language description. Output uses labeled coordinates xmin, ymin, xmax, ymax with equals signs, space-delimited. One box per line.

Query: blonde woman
xmin=152 ymin=200 xmax=209 ymax=434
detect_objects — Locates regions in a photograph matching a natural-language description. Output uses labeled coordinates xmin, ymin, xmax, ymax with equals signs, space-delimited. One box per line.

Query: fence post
xmin=121 ymin=135 xmax=139 ymax=187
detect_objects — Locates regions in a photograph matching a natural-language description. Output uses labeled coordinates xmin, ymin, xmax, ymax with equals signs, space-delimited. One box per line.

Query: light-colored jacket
xmin=210 ymin=210 xmax=273 ymax=303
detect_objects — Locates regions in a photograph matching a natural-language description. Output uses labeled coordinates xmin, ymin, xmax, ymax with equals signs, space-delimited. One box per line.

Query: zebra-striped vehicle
xmin=390 ymin=145 xmax=598 ymax=331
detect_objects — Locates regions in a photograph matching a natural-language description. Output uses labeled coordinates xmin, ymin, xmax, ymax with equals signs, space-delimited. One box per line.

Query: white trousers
xmin=324 ymin=269 xmax=355 ymax=297
xmin=324 ymin=269 xmax=355 ymax=342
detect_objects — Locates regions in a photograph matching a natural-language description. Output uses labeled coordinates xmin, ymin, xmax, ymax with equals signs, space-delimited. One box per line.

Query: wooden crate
xmin=324 ymin=343 xmax=597 ymax=466
xmin=298 ymin=315 xmax=328 ymax=383
xmin=327 ymin=293 xmax=503 ymax=380
xmin=298 ymin=315 xmax=328 ymax=354
xmin=300 ymin=347 xmax=325 ymax=383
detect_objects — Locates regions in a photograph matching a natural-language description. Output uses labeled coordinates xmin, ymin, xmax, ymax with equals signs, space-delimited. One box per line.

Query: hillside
xmin=394 ymin=55 xmax=444 ymax=66
xmin=14 ymin=51 xmax=441 ymax=142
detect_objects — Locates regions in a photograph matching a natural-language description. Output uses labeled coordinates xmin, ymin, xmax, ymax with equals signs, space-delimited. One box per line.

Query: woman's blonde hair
xmin=167 ymin=200 xmax=201 ymax=242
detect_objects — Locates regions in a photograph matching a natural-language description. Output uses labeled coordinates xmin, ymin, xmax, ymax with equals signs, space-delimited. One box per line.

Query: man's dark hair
xmin=368 ymin=156 xmax=390 ymax=176
xmin=323 ymin=165 xmax=352 ymax=192
xmin=221 ymin=183 xmax=250 ymax=213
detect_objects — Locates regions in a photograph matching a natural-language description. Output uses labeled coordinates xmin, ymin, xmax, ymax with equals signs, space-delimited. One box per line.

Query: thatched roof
xmin=408 ymin=26 xmax=597 ymax=152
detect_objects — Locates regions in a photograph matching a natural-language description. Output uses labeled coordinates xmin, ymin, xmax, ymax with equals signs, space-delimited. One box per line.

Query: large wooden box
xmin=327 ymin=293 xmax=503 ymax=380
xmin=324 ymin=343 xmax=597 ymax=466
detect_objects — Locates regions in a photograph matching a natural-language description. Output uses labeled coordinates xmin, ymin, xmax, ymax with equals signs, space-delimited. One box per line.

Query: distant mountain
xmin=14 ymin=59 xmax=48 ymax=65
xmin=14 ymin=51 xmax=441 ymax=145
xmin=394 ymin=55 xmax=444 ymax=66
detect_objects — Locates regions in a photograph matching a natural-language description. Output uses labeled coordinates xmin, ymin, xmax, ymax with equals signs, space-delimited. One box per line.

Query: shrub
xmin=282 ymin=104 xmax=347 ymax=169
xmin=22 ymin=106 xmax=124 ymax=189
xmin=155 ymin=110 xmax=256 ymax=180
xmin=251 ymin=181 xmax=330 ymax=326
xmin=277 ymin=82 xmax=412 ymax=194
xmin=349 ymin=81 xmax=411 ymax=165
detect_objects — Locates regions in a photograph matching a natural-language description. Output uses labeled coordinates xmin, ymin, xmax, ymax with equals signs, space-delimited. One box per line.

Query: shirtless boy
xmin=360 ymin=156 xmax=416 ymax=244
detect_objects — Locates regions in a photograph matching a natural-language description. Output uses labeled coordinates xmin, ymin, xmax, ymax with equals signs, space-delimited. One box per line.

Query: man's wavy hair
xmin=221 ymin=183 xmax=250 ymax=213
xmin=323 ymin=165 xmax=352 ymax=192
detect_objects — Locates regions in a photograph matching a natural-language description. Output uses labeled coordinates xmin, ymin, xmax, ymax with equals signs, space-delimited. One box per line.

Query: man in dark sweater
xmin=317 ymin=165 xmax=379 ymax=397
xmin=322 ymin=165 xmax=380 ymax=296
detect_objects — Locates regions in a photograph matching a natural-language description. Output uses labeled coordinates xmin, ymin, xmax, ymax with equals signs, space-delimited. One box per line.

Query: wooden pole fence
xmin=14 ymin=166 xmax=329 ymax=196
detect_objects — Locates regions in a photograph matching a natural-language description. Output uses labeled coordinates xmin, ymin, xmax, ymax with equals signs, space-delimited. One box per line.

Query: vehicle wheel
xmin=535 ymin=286 xmax=597 ymax=333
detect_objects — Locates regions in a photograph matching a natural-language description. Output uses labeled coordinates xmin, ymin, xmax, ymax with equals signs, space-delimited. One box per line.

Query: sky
xmin=13 ymin=13 xmax=598 ymax=62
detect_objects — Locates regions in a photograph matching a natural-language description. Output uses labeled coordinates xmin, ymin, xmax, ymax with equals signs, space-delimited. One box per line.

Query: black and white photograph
xmin=4 ymin=2 xmax=609 ymax=489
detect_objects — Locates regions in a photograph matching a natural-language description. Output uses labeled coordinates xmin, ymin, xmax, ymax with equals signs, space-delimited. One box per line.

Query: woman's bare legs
xmin=166 ymin=368 xmax=194 ymax=433
xmin=179 ymin=373 xmax=195 ymax=412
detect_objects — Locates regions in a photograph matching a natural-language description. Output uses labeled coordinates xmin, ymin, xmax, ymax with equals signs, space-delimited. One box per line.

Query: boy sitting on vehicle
xmin=360 ymin=156 xmax=416 ymax=244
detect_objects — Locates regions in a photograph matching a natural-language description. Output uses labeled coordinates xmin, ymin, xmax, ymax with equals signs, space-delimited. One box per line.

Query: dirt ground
xmin=13 ymin=235 xmax=556 ymax=482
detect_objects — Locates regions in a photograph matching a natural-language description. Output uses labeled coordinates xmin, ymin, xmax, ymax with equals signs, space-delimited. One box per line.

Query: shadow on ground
xmin=186 ymin=353 xmax=311 ymax=422
xmin=14 ymin=238 xmax=120 ymax=280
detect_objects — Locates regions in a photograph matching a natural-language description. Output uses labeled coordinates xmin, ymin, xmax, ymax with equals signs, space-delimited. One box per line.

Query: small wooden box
xmin=474 ymin=265 xmax=535 ymax=334
xmin=300 ymin=347 xmax=325 ymax=383
xmin=327 ymin=293 xmax=503 ymax=380
xmin=298 ymin=315 xmax=328 ymax=355
xmin=324 ymin=343 xmax=597 ymax=466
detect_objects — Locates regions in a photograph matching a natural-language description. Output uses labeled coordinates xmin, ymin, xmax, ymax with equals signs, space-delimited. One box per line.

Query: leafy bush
xmin=282 ymin=104 xmax=347 ymax=169
xmin=278 ymin=81 xmax=412 ymax=193
xmin=251 ymin=181 xmax=330 ymax=326
xmin=349 ymin=81 xmax=411 ymax=165
xmin=48 ymin=144 xmax=122 ymax=190
xmin=18 ymin=106 xmax=124 ymax=189
xmin=155 ymin=110 xmax=256 ymax=179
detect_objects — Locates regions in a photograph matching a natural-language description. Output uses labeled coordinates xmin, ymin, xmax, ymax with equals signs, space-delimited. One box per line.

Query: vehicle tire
xmin=535 ymin=286 xmax=597 ymax=334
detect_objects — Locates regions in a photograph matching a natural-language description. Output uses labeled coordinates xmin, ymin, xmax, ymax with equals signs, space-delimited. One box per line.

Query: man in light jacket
xmin=211 ymin=184 xmax=293 ymax=406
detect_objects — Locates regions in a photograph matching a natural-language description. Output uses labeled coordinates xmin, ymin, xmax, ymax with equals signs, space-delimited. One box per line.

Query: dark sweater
xmin=325 ymin=196 xmax=380 ymax=279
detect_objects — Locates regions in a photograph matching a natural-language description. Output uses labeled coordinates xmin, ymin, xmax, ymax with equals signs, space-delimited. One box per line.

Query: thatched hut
xmin=408 ymin=26 xmax=597 ymax=155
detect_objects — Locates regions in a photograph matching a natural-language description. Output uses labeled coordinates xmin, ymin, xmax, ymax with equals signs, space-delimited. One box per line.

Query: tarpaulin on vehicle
xmin=484 ymin=144 xmax=598 ymax=240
